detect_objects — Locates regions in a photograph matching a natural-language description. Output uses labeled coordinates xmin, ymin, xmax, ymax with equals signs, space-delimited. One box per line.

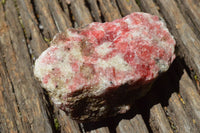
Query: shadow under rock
xmin=134 ymin=57 xmax=184 ymax=132
xmin=82 ymin=57 xmax=184 ymax=133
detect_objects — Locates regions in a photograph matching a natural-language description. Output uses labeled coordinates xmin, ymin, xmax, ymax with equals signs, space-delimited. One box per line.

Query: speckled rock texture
xmin=34 ymin=12 xmax=175 ymax=122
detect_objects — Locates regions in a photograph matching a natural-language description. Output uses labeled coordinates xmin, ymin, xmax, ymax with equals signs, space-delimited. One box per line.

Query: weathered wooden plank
xmin=0 ymin=4 xmax=22 ymax=133
xmin=0 ymin=1 xmax=53 ymax=132
xmin=176 ymin=0 xmax=200 ymax=39
xmin=116 ymin=114 xmax=148 ymax=133
xmin=116 ymin=0 xmax=140 ymax=16
xmin=155 ymin=0 xmax=200 ymax=80
xmin=88 ymin=128 xmax=110 ymax=133
xmin=149 ymin=104 xmax=173 ymax=133
xmin=55 ymin=109 xmax=81 ymax=133
xmin=2 ymin=0 xmax=200 ymax=133
xmin=86 ymin=0 xmax=102 ymax=22
xmin=70 ymin=0 xmax=93 ymax=27
xmin=17 ymin=0 xmax=83 ymax=132
xmin=0 ymin=14 xmax=22 ymax=131
xmin=82 ymin=121 xmax=110 ymax=133
xmin=47 ymin=0 xmax=72 ymax=32
xmin=0 ymin=56 xmax=20 ymax=133
xmin=17 ymin=0 xmax=48 ymax=58
xmin=59 ymin=0 xmax=71 ymax=21
xmin=116 ymin=119 xmax=135 ymax=133
xmin=179 ymin=70 xmax=200 ymax=131
xmin=130 ymin=114 xmax=149 ymax=133
xmin=168 ymin=93 xmax=197 ymax=133
xmin=85 ymin=126 xmax=110 ymax=133
xmin=139 ymin=0 xmax=160 ymax=17
xmin=97 ymin=0 xmax=122 ymax=21
xmin=110 ymin=0 xmax=122 ymax=13
xmin=34 ymin=0 xmax=58 ymax=39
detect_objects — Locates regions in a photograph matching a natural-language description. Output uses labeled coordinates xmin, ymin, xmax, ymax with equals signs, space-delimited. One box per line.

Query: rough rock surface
xmin=34 ymin=12 xmax=175 ymax=121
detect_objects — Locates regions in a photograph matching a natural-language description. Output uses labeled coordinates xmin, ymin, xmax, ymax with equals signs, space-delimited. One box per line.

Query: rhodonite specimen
xmin=34 ymin=12 xmax=175 ymax=122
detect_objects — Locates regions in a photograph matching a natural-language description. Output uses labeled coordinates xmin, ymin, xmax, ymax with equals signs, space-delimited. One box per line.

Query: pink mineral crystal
xmin=34 ymin=12 xmax=175 ymax=121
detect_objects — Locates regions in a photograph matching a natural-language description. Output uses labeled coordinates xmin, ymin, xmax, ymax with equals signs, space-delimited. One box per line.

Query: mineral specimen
xmin=34 ymin=12 xmax=175 ymax=121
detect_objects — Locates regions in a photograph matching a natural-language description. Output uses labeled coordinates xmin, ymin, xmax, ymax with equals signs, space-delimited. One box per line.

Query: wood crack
xmin=6 ymin=72 xmax=22 ymax=133
xmin=47 ymin=0 xmax=72 ymax=32
xmin=14 ymin=0 xmax=34 ymax=65
xmin=86 ymin=0 xmax=102 ymax=22
xmin=174 ymin=0 xmax=200 ymax=40
xmin=30 ymin=0 xmax=42 ymax=31
xmin=96 ymin=0 xmax=105 ymax=22
xmin=1 ymin=0 xmax=200 ymax=132
xmin=59 ymin=0 xmax=75 ymax=27
xmin=70 ymin=0 xmax=93 ymax=27
xmin=0 ymin=41 xmax=21 ymax=133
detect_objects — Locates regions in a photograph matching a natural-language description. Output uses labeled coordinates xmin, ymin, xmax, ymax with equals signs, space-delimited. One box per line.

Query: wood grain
xmin=70 ymin=0 xmax=93 ymax=27
xmin=97 ymin=0 xmax=122 ymax=21
xmin=139 ymin=0 xmax=160 ymax=17
xmin=0 ymin=4 xmax=21 ymax=133
xmin=179 ymin=70 xmax=200 ymax=131
xmin=0 ymin=33 xmax=21 ymax=133
xmin=2 ymin=1 xmax=81 ymax=133
xmin=47 ymin=0 xmax=72 ymax=31
xmin=86 ymin=127 xmax=110 ymax=133
xmin=149 ymin=104 xmax=173 ymax=133
xmin=1 ymin=0 xmax=200 ymax=132
xmin=168 ymin=93 xmax=197 ymax=133
xmin=155 ymin=0 xmax=200 ymax=79
xmin=59 ymin=0 xmax=72 ymax=23
xmin=56 ymin=109 xmax=81 ymax=133
xmin=81 ymin=119 xmax=110 ymax=133
xmin=86 ymin=0 xmax=102 ymax=22
xmin=116 ymin=119 xmax=135 ymax=133
xmin=0 ymin=1 xmax=53 ymax=132
xmin=116 ymin=0 xmax=140 ymax=16
xmin=130 ymin=114 xmax=149 ymax=133
xmin=33 ymin=0 xmax=58 ymax=39
xmin=175 ymin=0 xmax=200 ymax=39
xmin=16 ymin=0 xmax=48 ymax=58
xmin=116 ymin=114 xmax=149 ymax=133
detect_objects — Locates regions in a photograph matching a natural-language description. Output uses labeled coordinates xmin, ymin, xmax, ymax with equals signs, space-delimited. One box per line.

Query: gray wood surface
xmin=149 ymin=104 xmax=173 ymax=133
xmin=0 ymin=0 xmax=200 ymax=132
